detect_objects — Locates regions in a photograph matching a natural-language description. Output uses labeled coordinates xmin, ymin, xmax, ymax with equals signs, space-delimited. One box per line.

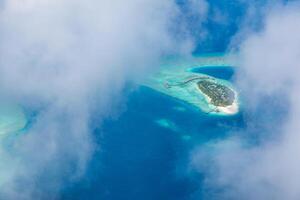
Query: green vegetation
xmin=197 ymin=80 xmax=235 ymax=107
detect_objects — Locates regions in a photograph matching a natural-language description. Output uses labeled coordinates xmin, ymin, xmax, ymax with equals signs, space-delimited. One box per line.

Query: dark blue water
xmin=176 ymin=0 xmax=268 ymax=54
xmin=61 ymin=86 xmax=246 ymax=200
xmin=190 ymin=66 xmax=235 ymax=80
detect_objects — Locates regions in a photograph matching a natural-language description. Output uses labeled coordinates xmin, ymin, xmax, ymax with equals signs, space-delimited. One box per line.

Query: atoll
xmin=143 ymin=54 xmax=239 ymax=115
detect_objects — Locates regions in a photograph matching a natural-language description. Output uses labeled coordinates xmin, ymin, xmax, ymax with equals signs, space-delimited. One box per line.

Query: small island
xmin=143 ymin=54 xmax=239 ymax=115
xmin=196 ymin=79 xmax=238 ymax=114
xmin=197 ymin=80 xmax=235 ymax=107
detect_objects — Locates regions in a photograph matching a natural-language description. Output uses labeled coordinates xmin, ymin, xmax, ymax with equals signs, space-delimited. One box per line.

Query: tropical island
xmin=143 ymin=54 xmax=239 ymax=115
xmin=196 ymin=78 xmax=238 ymax=114
xmin=197 ymin=80 xmax=235 ymax=106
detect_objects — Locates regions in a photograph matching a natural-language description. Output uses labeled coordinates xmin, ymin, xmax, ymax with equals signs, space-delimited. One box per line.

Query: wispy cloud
xmin=0 ymin=0 xmax=193 ymax=199
xmin=191 ymin=2 xmax=300 ymax=199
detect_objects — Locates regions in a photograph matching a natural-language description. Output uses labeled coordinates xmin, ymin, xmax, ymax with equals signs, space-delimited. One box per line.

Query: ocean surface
xmin=190 ymin=66 xmax=235 ymax=80
xmin=60 ymin=1 xmax=289 ymax=199
xmin=0 ymin=1 xmax=292 ymax=199
xmin=61 ymin=65 xmax=248 ymax=199
xmin=60 ymin=64 xmax=290 ymax=199
xmin=61 ymin=1 xmax=247 ymax=199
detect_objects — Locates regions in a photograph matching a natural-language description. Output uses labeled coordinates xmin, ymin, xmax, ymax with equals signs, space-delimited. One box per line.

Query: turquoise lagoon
xmin=143 ymin=54 xmax=240 ymax=115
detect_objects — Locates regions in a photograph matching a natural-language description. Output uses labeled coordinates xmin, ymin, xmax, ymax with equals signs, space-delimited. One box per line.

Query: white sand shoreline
xmin=216 ymin=100 xmax=239 ymax=115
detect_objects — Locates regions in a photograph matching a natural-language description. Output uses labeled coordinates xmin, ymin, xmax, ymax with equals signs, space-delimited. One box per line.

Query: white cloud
xmin=0 ymin=0 xmax=193 ymax=199
xmin=191 ymin=2 xmax=300 ymax=200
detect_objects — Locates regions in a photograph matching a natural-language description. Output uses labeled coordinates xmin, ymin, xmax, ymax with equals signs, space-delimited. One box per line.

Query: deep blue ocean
xmin=190 ymin=66 xmax=234 ymax=80
xmin=60 ymin=1 xmax=289 ymax=199
xmin=61 ymin=66 xmax=250 ymax=200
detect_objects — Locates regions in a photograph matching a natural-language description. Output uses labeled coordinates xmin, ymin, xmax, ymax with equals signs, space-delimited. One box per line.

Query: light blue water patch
xmin=155 ymin=118 xmax=179 ymax=133
xmin=172 ymin=106 xmax=187 ymax=112
xmin=0 ymin=104 xmax=27 ymax=137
